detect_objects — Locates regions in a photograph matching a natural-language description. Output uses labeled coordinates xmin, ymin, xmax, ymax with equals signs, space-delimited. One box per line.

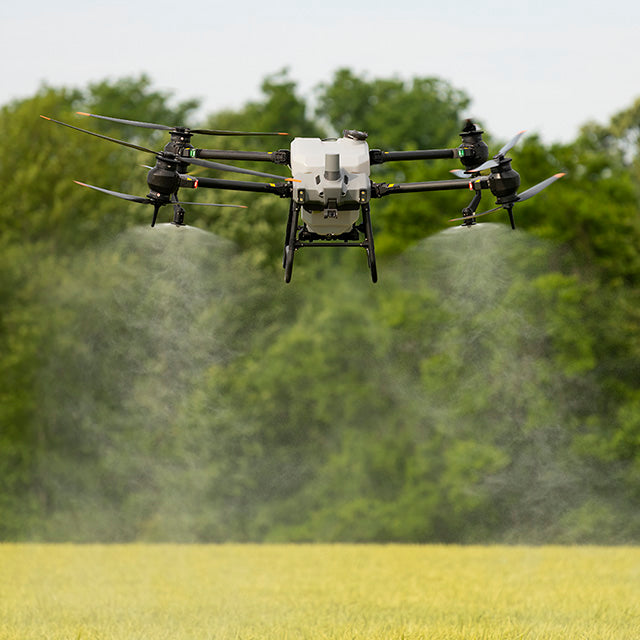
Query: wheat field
xmin=1 ymin=544 xmax=639 ymax=639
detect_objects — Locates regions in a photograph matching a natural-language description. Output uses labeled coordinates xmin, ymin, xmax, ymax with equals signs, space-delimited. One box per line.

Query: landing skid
xmin=283 ymin=203 xmax=377 ymax=283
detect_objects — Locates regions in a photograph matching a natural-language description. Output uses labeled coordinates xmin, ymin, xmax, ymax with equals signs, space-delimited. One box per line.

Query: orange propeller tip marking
xmin=285 ymin=178 xmax=302 ymax=183
xmin=76 ymin=112 xmax=90 ymax=116
xmin=555 ymin=172 xmax=567 ymax=178
xmin=40 ymin=115 xmax=51 ymax=120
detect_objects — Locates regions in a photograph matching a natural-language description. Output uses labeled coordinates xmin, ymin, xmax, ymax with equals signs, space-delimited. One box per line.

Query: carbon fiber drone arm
xmin=194 ymin=176 xmax=292 ymax=197
xmin=372 ymin=176 xmax=488 ymax=197
xmin=192 ymin=149 xmax=291 ymax=165
xmin=369 ymin=121 xmax=490 ymax=168
xmin=369 ymin=148 xmax=458 ymax=164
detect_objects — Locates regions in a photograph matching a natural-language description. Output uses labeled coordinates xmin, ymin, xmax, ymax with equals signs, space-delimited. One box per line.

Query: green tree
xmin=0 ymin=77 xmax=199 ymax=538
xmin=2 ymin=73 xmax=640 ymax=544
xmin=316 ymin=68 xmax=470 ymax=149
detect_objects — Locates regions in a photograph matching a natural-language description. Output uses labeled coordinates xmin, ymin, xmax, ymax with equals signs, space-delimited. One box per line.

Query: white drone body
xmin=290 ymin=136 xmax=371 ymax=236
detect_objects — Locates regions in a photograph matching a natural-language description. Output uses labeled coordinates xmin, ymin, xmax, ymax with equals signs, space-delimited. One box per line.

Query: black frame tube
xmin=371 ymin=149 xmax=457 ymax=164
xmin=374 ymin=177 xmax=488 ymax=196
xmin=196 ymin=149 xmax=279 ymax=162
xmin=196 ymin=176 xmax=290 ymax=195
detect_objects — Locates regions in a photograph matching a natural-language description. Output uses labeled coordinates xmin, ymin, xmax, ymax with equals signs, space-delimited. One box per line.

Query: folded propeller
xmin=449 ymin=130 xmax=566 ymax=228
xmin=41 ymin=114 xmax=296 ymax=227
xmin=73 ymin=180 xmax=246 ymax=227
xmin=40 ymin=116 xmax=292 ymax=181
xmin=449 ymin=172 xmax=566 ymax=227
xmin=76 ymin=111 xmax=289 ymax=137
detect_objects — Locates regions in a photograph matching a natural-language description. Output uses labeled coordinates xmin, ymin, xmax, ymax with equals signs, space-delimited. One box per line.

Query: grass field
xmin=1 ymin=544 xmax=639 ymax=639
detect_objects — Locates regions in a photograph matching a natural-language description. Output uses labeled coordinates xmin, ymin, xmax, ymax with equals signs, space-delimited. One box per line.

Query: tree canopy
xmin=1 ymin=71 xmax=639 ymax=543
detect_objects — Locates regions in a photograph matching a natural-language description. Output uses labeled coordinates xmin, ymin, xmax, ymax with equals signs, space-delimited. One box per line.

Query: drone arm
xmin=372 ymin=176 xmax=489 ymax=197
xmin=195 ymin=176 xmax=291 ymax=196
xmin=193 ymin=149 xmax=290 ymax=165
xmin=370 ymin=148 xmax=457 ymax=164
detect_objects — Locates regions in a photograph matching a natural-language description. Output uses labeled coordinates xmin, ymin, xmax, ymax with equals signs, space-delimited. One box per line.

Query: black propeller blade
xmin=449 ymin=173 xmax=566 ymax=224
xmin=41 ymin=116 xmax=294 ymax=181
xmin=74 ymin=180 xmax=247 ymax=227
xmin=74 ymin=181 xmax=151 ymax=204
xmin=450 ymin=168 xmax=476 ymax=179
xmin=76 ymin=111 xmax=289 ymax=137
xmin=41 ymin=115 xmax=158 ymax=153
xmin=73 ymin=180 xmax=247 ymax=208
xmin=513 ymin=173 xmax=566 ymax=203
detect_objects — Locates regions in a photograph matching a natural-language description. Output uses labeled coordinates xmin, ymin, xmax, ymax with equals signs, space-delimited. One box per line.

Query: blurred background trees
xmin=0 ymin=71 xmax=638 ymax=543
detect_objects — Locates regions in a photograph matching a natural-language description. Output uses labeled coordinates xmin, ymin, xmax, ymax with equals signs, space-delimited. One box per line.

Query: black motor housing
xmin=489 ymin=162 xmax=521 ymax=203
xmin=147 ymin=157 xmax=181 ymax=196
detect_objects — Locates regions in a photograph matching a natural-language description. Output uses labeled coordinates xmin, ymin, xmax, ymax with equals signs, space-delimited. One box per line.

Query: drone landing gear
xmin=361 ymin=203 xmax=377 ymax=283
xmin=282 ymin=202 xmax=378 ymax=283
xmin=459 ymin=190 xmax=481 ymax=227
xmin=283 ymin=201 xmax=300 ymax=283
xmin=151 ymin=202 xmax=162 ymax=227
xmin=149 ymin=196 xmax=186 ymax=227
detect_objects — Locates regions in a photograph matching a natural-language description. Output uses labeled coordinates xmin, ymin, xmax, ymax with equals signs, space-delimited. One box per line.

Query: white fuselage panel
xmin=290 ymin=137 xmax=371 ymax=235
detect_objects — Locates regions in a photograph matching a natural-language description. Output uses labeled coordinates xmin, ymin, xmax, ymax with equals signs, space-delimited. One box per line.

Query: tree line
xmin=1 ymin=70 xmax=639 ymax=542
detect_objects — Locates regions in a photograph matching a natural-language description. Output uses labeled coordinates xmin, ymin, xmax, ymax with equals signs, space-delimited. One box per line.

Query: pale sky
xmin=4 ymin=0 xmax=639 ymax=144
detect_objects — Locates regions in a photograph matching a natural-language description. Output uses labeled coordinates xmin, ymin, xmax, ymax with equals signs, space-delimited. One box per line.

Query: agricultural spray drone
xmin=41 ymin=113 xmax=565 ymax=282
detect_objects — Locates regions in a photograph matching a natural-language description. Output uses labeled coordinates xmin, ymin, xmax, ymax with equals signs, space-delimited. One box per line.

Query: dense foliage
xmin=1 ymin=72 xmax=638 ymax=542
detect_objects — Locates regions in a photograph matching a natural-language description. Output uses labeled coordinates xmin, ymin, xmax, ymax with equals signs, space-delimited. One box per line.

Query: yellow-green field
xmin=1 ymin=544 xmax=639 ymax=639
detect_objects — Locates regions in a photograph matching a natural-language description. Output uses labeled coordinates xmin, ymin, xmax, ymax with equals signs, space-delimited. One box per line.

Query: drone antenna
xmin=324 ymin=154 xmax=341 ymax=180
xmin=151 ymin=202 xmax=162 ymax=227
